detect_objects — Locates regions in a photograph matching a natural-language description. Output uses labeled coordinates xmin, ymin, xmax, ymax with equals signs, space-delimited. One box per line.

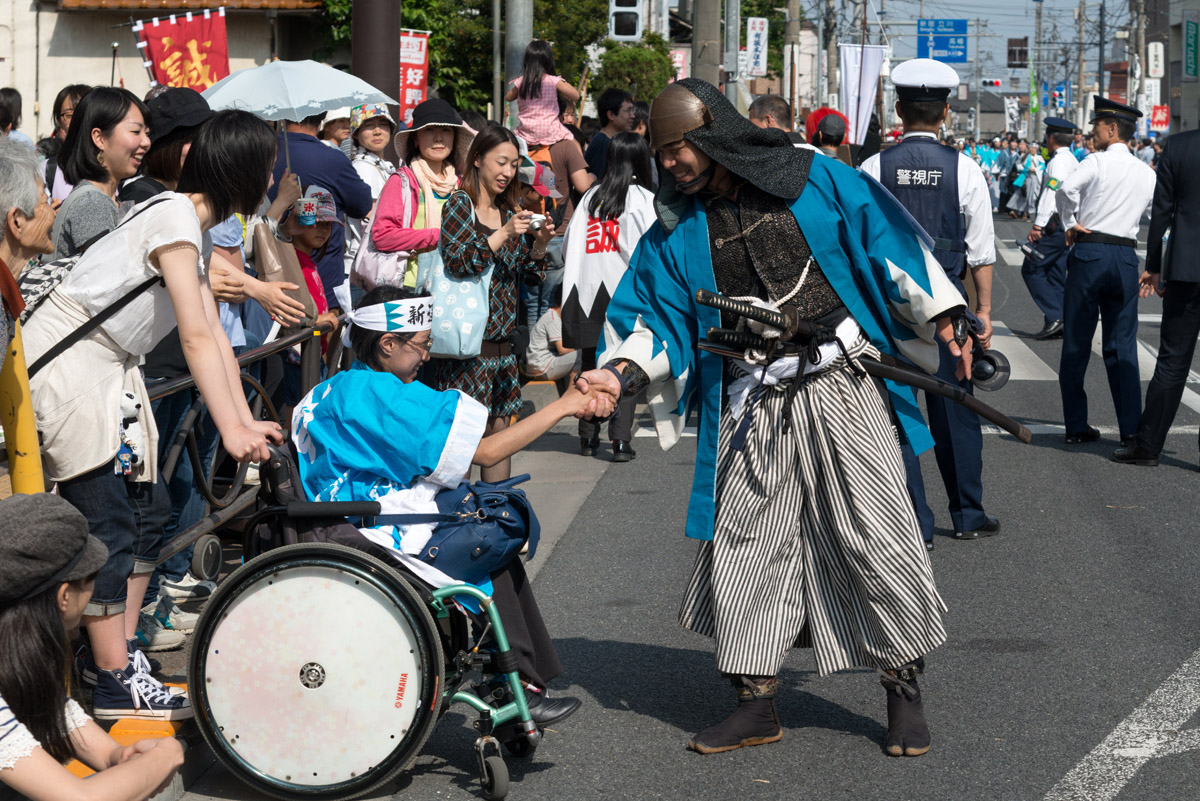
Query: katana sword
xmin=695 ymin=291 xmax=1032 ymax=444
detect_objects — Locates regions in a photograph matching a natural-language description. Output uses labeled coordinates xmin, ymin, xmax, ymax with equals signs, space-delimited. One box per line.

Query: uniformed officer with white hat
xmin=860 ymin=58 xmax=999 ymax=548
xmin=1021 ymin=116 xmax=1081 ymax=340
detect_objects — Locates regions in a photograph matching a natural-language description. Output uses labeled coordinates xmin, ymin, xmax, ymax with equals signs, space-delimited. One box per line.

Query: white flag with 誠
xmin=838 ymin=43 xmax=887 ymax=145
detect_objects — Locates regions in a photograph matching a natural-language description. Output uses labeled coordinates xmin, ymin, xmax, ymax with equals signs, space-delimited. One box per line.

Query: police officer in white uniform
xmin=1022 ymin=117 xmax=1080 ymax=339
xmin=860 ymin=58 xmax=998 ymax=548
xmin=1055 ymin=96 xmax=1157 ymax=445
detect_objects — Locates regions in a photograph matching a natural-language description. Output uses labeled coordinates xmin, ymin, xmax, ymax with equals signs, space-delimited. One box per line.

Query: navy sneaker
xmin=92 ymin=652 xmax=191 ymax=721
xmin=75 ymin=638 xmax=163 ymax=688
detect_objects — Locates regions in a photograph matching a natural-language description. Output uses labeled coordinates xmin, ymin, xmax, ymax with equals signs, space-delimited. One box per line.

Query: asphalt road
xmin=183 ymin=217 xmax=1200 ymax=801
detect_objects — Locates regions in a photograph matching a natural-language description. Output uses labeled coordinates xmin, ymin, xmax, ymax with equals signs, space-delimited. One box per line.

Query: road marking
xmin=635 ymin=424 xmax=1200 ymax=439
xmin=992 ymin=321 xmax=1058 ymax=381
xmin=980 ymin=423 xmax=1198 ymax=436
xmin=1044 ymin=646 xmax=1200 ymax=801
xmin=996 ymin=243 xmax=1025 ymax=266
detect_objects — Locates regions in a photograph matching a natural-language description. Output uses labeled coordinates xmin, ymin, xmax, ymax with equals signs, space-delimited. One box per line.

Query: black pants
xmin=488 ymin=558 xmax=563 ymax=688
xmin=1136 ymin=280 xmax=1200 ymax=455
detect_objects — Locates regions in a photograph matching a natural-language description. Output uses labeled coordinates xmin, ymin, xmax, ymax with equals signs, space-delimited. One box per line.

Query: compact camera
xmin=527 ymin=213 xmax=547 ymax=231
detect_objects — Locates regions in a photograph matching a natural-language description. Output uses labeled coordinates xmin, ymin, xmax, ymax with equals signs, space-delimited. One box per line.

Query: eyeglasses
xmin=58 ymin=110 xmax=74 ymax=121
xmin=403 ymin=338 xmax=434 ymax=355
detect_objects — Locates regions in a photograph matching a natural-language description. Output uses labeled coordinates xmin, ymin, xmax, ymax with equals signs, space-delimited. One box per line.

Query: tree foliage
xmin=533 ymin=0 xmax=609 ymax=85
xmin=317 ymin=0 xmax=609 ymax=114
xmin=592 ymin=33 xmax=675 ymax=103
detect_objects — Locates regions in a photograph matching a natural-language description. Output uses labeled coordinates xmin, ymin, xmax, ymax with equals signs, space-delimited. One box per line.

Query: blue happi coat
xmin=291 ymin=362 xmax=490 ymax=591
xmin=600 ymin=154 xmax=966 ymax=542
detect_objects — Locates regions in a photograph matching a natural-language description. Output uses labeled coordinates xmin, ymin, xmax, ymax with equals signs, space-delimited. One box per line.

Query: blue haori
xmin=600 ymin=155 xmax=967 ymax=542
xmin=291 ymin=361 xmax=492 ymax=593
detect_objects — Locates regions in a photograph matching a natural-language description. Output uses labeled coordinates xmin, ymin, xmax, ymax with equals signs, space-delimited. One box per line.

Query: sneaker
xmin=134 ymin=613 xmax=186 ymax=652
xmin=143 ymin=594 xmax=199 ymax=635
xmin=159 ymin=572 xmax=217 ymax=600
xmin=125 ymin=639 xmax=162 ymax=676
xmin=92 ymin=652 xmax=192 ymax=721
xmin=74 ymin=639 xmax=99 ymax=687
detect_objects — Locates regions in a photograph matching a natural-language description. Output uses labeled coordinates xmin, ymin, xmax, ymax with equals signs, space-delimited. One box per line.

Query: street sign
xmin=1150 ymin=105 xmax=1169 ymax=132
xmin=1145 ymin=77 xmax=1160 ymax=107
xmin=917 ymin=18 xmax=967 ymax=63
xmin=1185 ymin=10 xmax=1199 ymax=82
xmin=1007 ymin=37 xmax=1028 ymax=69
xmin=1148 ymin=41 xmax=1165 ymax=79
xmin=746 ymin=17 xmax=769 ymax=78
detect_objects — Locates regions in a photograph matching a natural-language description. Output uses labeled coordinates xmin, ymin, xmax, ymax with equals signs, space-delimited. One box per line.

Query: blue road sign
xmin=917 ymin=19 xmax=968 ymax=63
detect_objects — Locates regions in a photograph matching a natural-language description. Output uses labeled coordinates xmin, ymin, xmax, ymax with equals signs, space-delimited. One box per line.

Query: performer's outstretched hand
xmin=575 ymin=368 xmax=621 ymax=419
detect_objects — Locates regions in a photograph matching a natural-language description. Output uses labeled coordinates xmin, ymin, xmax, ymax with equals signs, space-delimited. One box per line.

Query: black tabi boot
xmin=687 ymin=676 xmax=783 ymax=754
xmin=880 ymin=658 xmax=930 ymax=757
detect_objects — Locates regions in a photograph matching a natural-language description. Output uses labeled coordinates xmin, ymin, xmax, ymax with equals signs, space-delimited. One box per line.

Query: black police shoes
xmin=953 ymin=515 xmax=1000 ymax=540
xmin=1064 ymin=426 xmax=1101 ymax=445
xmin=1111 ymin=445 xmax=1159 ymax=467
xmin=580 ymin=436 xmax=599 ymax=457
xmin=1034 ymin=320 xmax=1064 ymax=340
xmin=612 ymin=440 xmax=636 ymax=463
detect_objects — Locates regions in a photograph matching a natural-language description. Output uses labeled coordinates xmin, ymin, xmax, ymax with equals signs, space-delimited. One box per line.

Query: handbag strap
xmin=27 ymin=273 xmax=163 ymax=378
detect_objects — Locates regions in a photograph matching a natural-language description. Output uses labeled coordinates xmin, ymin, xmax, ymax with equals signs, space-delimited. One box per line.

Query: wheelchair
xmin=187 ymin=445 xmax=542 ymax=801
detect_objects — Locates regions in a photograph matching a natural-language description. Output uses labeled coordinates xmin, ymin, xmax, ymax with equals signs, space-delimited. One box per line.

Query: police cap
xmin=1044 ymin=116 xmax=1079 ymax=136
xmin=1089 ymin=96 xmax=1142 ymax=124
xmin=891 ymin=58 xmax=960 ymax=102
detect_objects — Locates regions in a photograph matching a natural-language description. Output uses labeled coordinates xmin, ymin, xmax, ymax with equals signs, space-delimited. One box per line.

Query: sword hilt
xmin=706 ymin=328 xmax=772 ymax=351
xmin=696 ymin=289 xmax=791 ymax=332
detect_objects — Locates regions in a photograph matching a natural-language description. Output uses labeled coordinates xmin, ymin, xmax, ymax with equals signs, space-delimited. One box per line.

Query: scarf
xmin=351 ymin=147 xmax=396 ymax=184
xmin=408 ymin=156 xmax=458 ymax=231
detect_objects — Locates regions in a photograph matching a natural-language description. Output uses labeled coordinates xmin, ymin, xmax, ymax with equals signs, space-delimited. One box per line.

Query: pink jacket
xmin=370 ymin=166 xmax=440 ymax=253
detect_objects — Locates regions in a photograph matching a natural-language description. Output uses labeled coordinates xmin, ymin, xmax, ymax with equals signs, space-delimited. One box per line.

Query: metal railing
xmin=152 ymin=318 xmax=344 ymax=565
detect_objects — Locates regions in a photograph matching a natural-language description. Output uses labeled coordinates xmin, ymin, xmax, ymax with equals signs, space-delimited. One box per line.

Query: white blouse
xmin=0 ymin=692 xmax=90 ymax=772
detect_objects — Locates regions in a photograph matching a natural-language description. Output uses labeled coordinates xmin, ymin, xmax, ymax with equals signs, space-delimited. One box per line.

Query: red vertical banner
xmin=398 ymin=32 xmax=430 ymax=126
xmin=135 ymin=9 xmax=231 ymax=91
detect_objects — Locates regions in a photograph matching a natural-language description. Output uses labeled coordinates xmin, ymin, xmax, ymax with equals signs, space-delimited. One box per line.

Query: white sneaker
xmin=159 ymin=572 xmax=217 ymax=600
xmin=143 ymin=594 xmax=199 ymax=634
xmin=134 ymin=612 xmax=186 ymax=652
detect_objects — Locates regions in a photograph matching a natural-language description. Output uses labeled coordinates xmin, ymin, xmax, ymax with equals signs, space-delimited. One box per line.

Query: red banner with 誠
xmin=136 ymin=9 xmax=231 ymax=91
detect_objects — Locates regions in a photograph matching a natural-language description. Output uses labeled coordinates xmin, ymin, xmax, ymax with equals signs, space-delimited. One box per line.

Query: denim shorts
xmin=58 ymin=463 xmax=171 ymax=616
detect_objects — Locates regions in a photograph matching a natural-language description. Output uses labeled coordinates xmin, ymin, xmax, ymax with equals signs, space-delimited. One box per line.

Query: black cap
xmin=146 ymin=88 xmax=212 ymax=145
xmin=1044 ymin=116 xmax=1079 ymax=136
xmin=0 ymin=494 xmax=109 ymax=606
xmin=1090 ymin=96 xmax=1142 ymax=124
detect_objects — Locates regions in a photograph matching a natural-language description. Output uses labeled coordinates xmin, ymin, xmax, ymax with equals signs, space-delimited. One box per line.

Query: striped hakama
xmin=678 ymin=339 xmax=948 ymax=678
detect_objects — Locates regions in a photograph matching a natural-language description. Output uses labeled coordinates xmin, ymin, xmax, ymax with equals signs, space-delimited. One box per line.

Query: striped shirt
xmin=1 ymin=693 xmax=90 ymax=775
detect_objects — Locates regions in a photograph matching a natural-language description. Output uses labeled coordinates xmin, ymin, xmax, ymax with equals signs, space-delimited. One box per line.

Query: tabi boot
xmin=880 ymin=658 xmax=930 ymax=757
xmin=687 ymin=676 xmax=782 ymax=754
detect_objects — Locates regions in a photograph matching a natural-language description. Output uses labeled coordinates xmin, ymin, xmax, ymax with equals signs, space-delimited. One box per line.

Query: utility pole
xmin=1033 ymin=0 xmax=1044 ymax=141
xmin=351 ymin=0 xmax=400 ymax=159
xmin=1077 ymin=0 xmax=1086 ymax=128
xmin=824 ymin=0 xmax=837 ymax=105
xmin=504 ymin=0 xmax=532 ymax=121
xmin=1134 ymin=0 xmax=1146 ymax=120
xmin=974 ymin=18 xmax=982 ymax=140
xmin=1098 ymin=0 xmax=1106 ymax=95
xmin=724 ymin=0 xmax=741 ymax=104
xmin=492 ymin=0 xmax=502 ymax=120
xmin=785 ymin=0 xmax=801 ymax=125
xmin=692 ymin=0 xmax=722 ymax=85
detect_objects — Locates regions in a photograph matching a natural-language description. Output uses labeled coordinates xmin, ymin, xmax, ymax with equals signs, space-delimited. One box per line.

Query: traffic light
xmin=609 ymin=0 xmax=644 ymax=42
xmin=982 ymin=79 xmax=1002 ymax=88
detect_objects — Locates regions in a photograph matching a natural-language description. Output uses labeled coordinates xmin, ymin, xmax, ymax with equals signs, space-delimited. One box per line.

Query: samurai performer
xmin=577 ymin=79 xmax=970 ymax=757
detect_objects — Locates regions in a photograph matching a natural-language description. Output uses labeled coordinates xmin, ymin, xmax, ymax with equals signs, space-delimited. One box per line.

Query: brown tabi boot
xmin=687 ymin=676 xmax=783 ymax=754
xmin=880 ymin=658 xmax=930 ymax=757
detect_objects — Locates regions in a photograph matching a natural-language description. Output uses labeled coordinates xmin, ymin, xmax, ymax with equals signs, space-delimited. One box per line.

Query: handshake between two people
xmin=566 ymin=368 xmax=625 ymax=421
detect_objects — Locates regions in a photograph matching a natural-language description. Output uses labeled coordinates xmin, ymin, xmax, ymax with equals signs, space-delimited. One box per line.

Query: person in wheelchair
xmin=291 ymin=284 xmax=605 ymax=727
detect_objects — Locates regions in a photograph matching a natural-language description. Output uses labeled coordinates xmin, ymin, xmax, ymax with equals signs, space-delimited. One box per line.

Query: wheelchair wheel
xmin=189 ymin=543 xmax=444 ymax=801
